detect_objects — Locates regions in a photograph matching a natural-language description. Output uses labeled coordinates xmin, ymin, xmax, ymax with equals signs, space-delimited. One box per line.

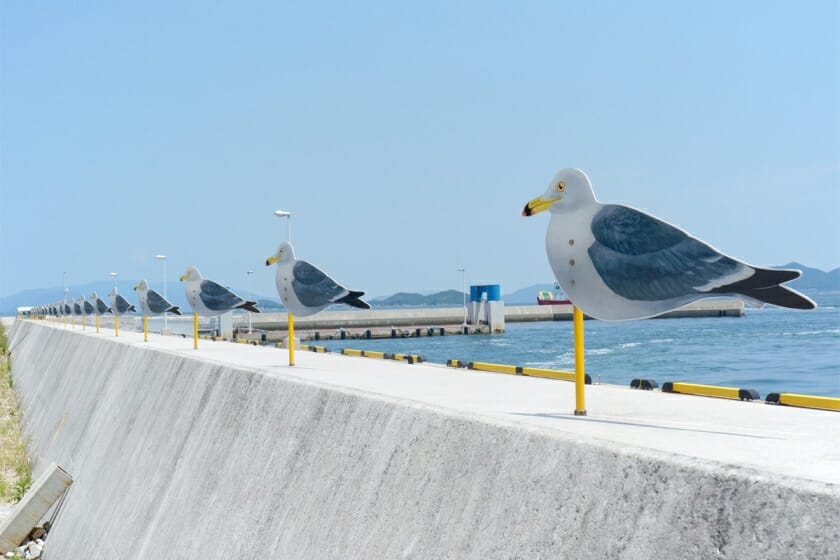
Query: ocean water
xmin=322 ymin=294 xmax=840 ymax=398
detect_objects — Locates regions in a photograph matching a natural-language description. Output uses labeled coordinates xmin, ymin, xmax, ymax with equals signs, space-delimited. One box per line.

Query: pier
xmin=238 ymin=299 xmax=744 ymax=342
xmin=4 ymin=318 xmax=837 ymax=559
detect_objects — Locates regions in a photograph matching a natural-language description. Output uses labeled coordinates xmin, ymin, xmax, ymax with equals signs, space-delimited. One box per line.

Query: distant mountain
xmin=378 ymin=290 xmax=465 ymax=307
xmin=779 ymin=263 xmax=840 ymax=292
xmin=503 ymin=284 xmax=562 ymax=305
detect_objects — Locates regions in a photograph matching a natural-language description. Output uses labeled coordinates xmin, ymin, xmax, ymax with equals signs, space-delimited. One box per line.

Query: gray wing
xmin=146 ymin=289 xmax=173 ymax=313
xmin=115 ymin=294 xmax=133 ymax=313
xmin=292 ymin=260 xmax=345 ymax=307
xmin=588 ymin=205 xmax=743 ymax=302
xmin=199 ymin=279 xmax=244 ymax=311
xmin=83 ymin=301 xmax=94 ymax=313
xmin=95 ymin=299 xmax=110 ymax=313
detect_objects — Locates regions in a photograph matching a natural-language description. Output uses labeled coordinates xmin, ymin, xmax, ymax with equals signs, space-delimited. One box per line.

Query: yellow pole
xmin=193 ymin=313 xmax=199 ymax=349
xmin=82 ymin=315 xmax=85 ymax=330
xmin=288 ymin=313 xmax=295 ymax=366
xmin=573 ymin=306 xmax=587 ymax=416
xmin=143 ymin=316 xmax=148 ymax=342
xmin=96 ymin=315 xmax=100 ymax=333
xmin=115 ymin=315 xmax=120 ymax=337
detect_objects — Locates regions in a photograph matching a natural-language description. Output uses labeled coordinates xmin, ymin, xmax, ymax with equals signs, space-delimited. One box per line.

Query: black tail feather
xmin=337 ymin=290 xmax=371 ymax=310
xmin=170 ymin=306 xmax=182 ymax=316
xmin=128 ymin=305 xmax=136 ymax=312
xmin=737 ymin=284 xmax=815 ymax=310
xmin=237 ymin=300 xmax=261 ymax=313
xmin=721 ymin=267 xmax=801 ymax=291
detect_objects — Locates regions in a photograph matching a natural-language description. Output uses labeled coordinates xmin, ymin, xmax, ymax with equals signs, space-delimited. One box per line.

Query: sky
xmin=1 ymin=1 xmax=838 ymax=301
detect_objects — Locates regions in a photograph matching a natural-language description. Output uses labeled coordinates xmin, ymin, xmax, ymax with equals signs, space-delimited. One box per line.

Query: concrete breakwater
xmin=7 ymin=320 xmax=838 ymax=558
xmin=248 ymin=299 xmax=745 ymax=331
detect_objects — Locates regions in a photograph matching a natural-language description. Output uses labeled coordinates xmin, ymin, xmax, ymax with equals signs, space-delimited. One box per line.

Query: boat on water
xmin=537 ymin=286 xmax=571 ymax=305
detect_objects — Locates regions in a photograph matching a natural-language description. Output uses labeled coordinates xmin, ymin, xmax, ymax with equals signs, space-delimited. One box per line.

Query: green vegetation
xmin=0 ymin=322 xmax=32 ymax=503
xmin=379 ymin=289 xmax=466 ymax=307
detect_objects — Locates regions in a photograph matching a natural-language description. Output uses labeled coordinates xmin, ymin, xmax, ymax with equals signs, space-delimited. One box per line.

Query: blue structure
xmin=467 ymin=284 xmax=505 ymax=332
xmin=470 ymin=284 xmax=501 ymax=302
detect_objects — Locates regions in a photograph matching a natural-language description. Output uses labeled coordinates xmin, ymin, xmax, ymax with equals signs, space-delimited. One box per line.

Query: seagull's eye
xmin=556 ymin=182 xmax=565 ymax=192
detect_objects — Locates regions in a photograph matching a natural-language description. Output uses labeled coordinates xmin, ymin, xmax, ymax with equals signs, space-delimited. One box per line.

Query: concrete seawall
xmin=7 ymin=320 xmax=838 ymax=558
xmin=247 ymin=299 xmax=744 ymax=331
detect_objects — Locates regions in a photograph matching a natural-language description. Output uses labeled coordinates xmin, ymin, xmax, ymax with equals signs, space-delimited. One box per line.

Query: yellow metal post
xmin=143 ymin=316 xmax=148 ymax=342
xmin=95 ymin=315 xmax=100 ymax=333
xmin=573 ymin=306 xmax=587 ymax=416
xmin=193 ymin=313 xmax=199 ymax=349
xmin=82 ymin=316 xmax=85 ymax=330
xmin=114 ymin=316 xmax=119 ymax=337
xmin=288 ymin=313 xmax=295 ymax=366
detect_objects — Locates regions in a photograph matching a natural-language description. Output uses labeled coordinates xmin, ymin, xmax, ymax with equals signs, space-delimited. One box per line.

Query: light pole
xmin=274 ymin=209 xmax=294 ymax=365
xmin=63 ymin=272 xmax=68 ymax=327
xmin=156 ymin=255 xmax=167 ymax=331
xmin=247 ymin=270 xmax=254 ymax=334
xmin=110 ymin=272 xmax=119 ymax=294
xmin=274 ymin=210 xmax=292 ymax=243
xmin=458 ymin=267 xmax=467 ymax=326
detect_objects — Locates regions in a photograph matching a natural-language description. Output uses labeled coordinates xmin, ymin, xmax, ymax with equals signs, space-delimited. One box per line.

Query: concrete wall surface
xmin=7 ymin=320 xmax=838 ymax=559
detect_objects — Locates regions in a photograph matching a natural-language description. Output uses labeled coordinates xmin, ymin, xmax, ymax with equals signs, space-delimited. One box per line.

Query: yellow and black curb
xmin=340 ymin=348 xmax=424 ymax=364
xmin=298 ymin=344 xmax=330 ymax=353
xmin=662 ymin=382 xmax=759 ymax=401
xmin=765 ymin=393 xmax=840 ymax=412
xmin=447 ymin=360 xmax=591 ymax=384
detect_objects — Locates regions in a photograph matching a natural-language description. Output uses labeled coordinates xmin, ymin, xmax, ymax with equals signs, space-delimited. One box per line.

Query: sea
xmin=321 ymin=293 xmax=840 ymax=398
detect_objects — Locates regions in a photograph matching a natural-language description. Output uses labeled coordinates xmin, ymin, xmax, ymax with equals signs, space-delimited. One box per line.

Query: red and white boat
xmin=536 ymin=288 xmax=571 ymax=305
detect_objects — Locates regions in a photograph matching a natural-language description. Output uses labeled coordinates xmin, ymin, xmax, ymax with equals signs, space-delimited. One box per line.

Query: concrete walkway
xmin=7 ymin=319 xmax=839 ymax=559
xmin=36 ymin=319 xmax=840 ymax=487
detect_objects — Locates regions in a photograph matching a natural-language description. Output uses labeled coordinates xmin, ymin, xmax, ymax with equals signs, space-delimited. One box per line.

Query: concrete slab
xmin=7 ymin=319 xmax=839 ymax=559
xmin=39 ymin=318 xmax=836 ymax=487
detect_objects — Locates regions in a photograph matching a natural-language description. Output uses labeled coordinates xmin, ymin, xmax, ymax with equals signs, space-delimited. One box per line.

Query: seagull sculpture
xmin=134 ymin=279 xmax=182 ymax=316
xmin=108 ymin=287 xmax=136 ymax=316
xmin=266 ymin=241 xmax=370 ymax=317
xmin=179 ymin=266 xmax=260 ymax=316
xmin=523 ymin=168 xmax=815 ymax=320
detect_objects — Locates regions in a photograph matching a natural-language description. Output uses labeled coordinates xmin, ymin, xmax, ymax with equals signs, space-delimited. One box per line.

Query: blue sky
xmin=1 ymin=1 xmax=838 ymax=300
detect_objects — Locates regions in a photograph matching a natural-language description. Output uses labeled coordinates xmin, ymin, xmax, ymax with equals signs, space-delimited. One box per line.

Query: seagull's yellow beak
xmin=522 ymin=195 xmax=559 ymax=217
xmin=266 ymin=255 xmax=278 ymax=266
xmin=179 ymin=273 xmax=187 ymax=282
xmin=133 ymin=283 xmax=140 ymax=291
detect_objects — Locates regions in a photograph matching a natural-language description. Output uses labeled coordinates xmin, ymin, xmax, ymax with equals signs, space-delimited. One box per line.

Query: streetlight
xmin=274 ymin=209 xmax=294 ymax=365
xmin=458 ymin=267 xmax=467 ymax=326
xmin=246 ymin=270 xmax=254 ymax=334
xmin=63 ymin=272 xmax=68 ymax=327
xmin=274 ymin=209 xmax=292 ymax=243
xmin=156 ymin=255 xmax=167 ymax=331
xmin=110 ymin=272 xmax=118 ymax=293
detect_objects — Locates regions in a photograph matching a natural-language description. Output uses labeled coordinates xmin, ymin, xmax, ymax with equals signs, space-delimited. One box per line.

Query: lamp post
xmin=247 ymin=270 xmax=254 ymax=334
xmin=156 ymin=255 xmax=167 ymax=331
xmin=110 ymin=272 xmax=119 ymax=336
xmin=274 ymin=210 xmax=292 ymax=243
xmin=63 ymin=272 xmax=68 ymax=328
xmin=274 ymin=209 xmax=294 ymax=365
xmin=458 ymin=267 xmax=467 ymax=326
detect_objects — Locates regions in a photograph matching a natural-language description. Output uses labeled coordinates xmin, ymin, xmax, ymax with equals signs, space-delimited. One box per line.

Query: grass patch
xmin=0 ymin=322 xmax=32 ymax=503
